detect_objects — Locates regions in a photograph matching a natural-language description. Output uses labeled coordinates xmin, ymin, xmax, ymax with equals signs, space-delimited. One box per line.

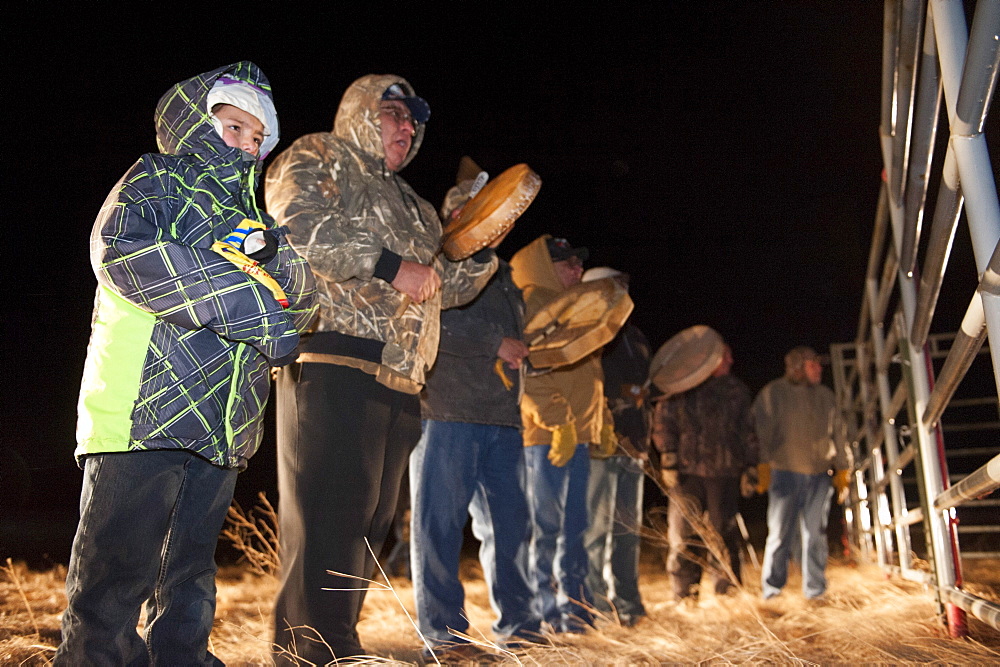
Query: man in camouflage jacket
xmin=265 ymin=74 xmax=496 ymax=662
xmin=652 ymin=343 xmax=759 ymax=600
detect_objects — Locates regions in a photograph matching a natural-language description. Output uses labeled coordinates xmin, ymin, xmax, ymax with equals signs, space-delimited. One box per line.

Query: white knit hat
xmin=207 ymin=78 xmax=279 ymax=158
xmin=582 ymin=266 xmax=623 ymax=282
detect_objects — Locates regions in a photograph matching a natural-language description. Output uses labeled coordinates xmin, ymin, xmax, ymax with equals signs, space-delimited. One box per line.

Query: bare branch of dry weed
xmin=221 ymin=492 xmax=280 ymax=577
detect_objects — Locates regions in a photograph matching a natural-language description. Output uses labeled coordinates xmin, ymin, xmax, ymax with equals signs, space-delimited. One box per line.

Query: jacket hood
xmin=332 ymin=74 xmax=425 ymax=171
xmin=154 ymin=61 xmax=279 ymax=160
xmin=510 ymin=234 xmax=565 ymax=293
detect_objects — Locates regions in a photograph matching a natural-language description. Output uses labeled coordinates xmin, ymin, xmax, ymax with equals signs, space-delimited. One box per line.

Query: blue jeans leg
xmin=55 ymin=451 xmax=236 ymax=667
xmin=410 ymin=420 xmax=480 ymax=647
xmin=800 ymin=473 xmax=833 ymax=599
xmin=608 ymin=460 xmax=645 ymax=618
xmin=585 ymin=457 xmax=646 ymax=618
xmin=584 ymin=458 xmax=616 ymax=612
xmin=524 ymin=443 xmax=593 ymax=631
xmin=761 ymin=469 xmax=832 ymax=599
xmin=469 ymin=426 xmax=540 ymax=641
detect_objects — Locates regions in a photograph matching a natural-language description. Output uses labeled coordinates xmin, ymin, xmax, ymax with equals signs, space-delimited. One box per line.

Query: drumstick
xmin=468 ymin=171 xmax=488 ymax=199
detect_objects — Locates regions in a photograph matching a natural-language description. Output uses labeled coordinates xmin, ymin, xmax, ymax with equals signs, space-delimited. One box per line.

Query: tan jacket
xmin=752 ymin=376 xmax=850 ymax=475
xmin=265 ymin=74 xmax=496 ymax=393
xmin=510 ymin=235 xmax=605 ymax=446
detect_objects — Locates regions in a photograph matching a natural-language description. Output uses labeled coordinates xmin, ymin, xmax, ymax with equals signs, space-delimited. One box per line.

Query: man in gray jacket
xmin=753 ymin=346 xmax=851 ymax=600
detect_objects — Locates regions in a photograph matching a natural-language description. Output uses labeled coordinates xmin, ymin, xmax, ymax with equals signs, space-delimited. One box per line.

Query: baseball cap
xmin=546 ymin=237 xmax=589 ymax=263
xmin=382 ymin=83 xmax=430 ymax=124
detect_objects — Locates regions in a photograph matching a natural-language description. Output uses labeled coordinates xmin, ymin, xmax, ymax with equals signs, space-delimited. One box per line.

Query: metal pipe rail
xmin=933 ymin=453 xmax=1000 ymax=510
xmin=902 ymin=6 xmax=945 ymax=277
xmin=923 ymin=293 xmax=989 ymax=428
xmin=942 ymin=588 xmax=1000 ymax=630
xmin=833 ymin=0 xmax=1000 ymax=638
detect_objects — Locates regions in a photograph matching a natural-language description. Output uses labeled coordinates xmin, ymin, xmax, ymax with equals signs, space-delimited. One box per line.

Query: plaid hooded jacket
xmin=75 ymin=62 xmax=317 ymax=469
xmin=265 ymin=74 xmax=497 ymax=394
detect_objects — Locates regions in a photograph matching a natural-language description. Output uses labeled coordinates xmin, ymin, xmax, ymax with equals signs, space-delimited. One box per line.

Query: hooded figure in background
xmin=510 ymin=234 xmax=606 ymax=633
xmin=57 ymin=62 xmax=316 ymax=665
xmin=581 ymin=267 xmax=650 ymax=626
xmin=265 ymin=75 xmax=496 ymax=662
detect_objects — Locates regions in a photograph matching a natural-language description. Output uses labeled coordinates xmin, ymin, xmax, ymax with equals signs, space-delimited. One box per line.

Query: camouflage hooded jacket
xmin=652 ymin=374 xmax=759 ymax=477
xmin=265 ymin=74 xmax=497 ymax=394
xmin=76 ymin=62 xmax=317 ymax=470
xmin=510 ymin=235 xmax=606 ymax=446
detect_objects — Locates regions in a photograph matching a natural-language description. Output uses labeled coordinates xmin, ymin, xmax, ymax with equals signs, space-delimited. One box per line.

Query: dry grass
xmin=221 ymin=492 xmax=281 ymax=578
xmin=3 ymin=550 xmax=999 ymax=665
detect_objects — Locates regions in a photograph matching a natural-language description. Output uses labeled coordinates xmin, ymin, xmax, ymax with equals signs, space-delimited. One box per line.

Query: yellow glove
xmin=660 ymin=469 xmax=679 ymax=490
xmin=756 ymin=463 xmax=771 ymax=494
xmin=493 ymin=358 xmax=514 ymax=391
xmin=598 ymin=423 xmax=618 ymax=458
xmin=548 ymin=422 xmax=578 ymax=467
xmin=833 ymin=469 xmax=851 ymax=502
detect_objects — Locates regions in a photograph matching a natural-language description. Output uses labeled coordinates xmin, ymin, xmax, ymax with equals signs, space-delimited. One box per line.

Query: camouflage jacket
xmin=265 ymin=74 xmax=497 ymax=394
xmin=76 ymin=62 xmax=317 ymax=469
xmin=652 ymin=374 xmax=759 ymax=477
xmin=511 ymin=235 xmax=606 ymax=446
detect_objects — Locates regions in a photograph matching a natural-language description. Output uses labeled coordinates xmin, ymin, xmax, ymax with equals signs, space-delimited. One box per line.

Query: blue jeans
xmin=410 ymin=420 xmax=539 ymax=647
xmin=523 ymin=443 xmax=594 ymax=631
xmin=584 ymin=456 xmax=645 ymax=619
xmin=761 ymin=469 xmax=833 ymax=599
xmin=55 ymin=450 xmax=237 ymax=666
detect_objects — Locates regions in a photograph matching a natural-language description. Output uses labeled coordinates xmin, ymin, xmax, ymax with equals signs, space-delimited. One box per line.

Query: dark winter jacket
xmin=265 ymin=74 xmax=497 ymax=394
xmin=601 ymin=322 xmax=652 ymax=455
xmin=76 ymin=62 xmax=317 ymax=470
xmin=420 ymin=260 xmax=525 ymax=428
xmin=652 ymin=374 xmax=758 ymax=477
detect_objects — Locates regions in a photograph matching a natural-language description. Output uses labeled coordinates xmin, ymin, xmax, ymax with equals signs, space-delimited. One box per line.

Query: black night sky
xmin=3 ymin=3 xmax=992 ymax=562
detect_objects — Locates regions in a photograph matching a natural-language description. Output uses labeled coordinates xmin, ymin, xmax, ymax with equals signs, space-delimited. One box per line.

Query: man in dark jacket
xmin=581 ymin=268 xmax=650 ymax=626
xmin=652 ymin=340 xmax=758 ymax=601
xmin=410 ymin=161 xmax=541 ymax=660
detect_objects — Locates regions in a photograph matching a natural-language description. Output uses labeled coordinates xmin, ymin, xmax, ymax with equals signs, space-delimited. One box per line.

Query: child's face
xmin=213 ymin=104 xmax=265 ymax=157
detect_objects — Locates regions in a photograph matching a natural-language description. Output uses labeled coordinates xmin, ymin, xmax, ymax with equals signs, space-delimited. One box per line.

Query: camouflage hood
xmin=155 ymin=61 xmax=279 ymax=162
xmin=332 ymin=74 xmax=425 ymax=171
